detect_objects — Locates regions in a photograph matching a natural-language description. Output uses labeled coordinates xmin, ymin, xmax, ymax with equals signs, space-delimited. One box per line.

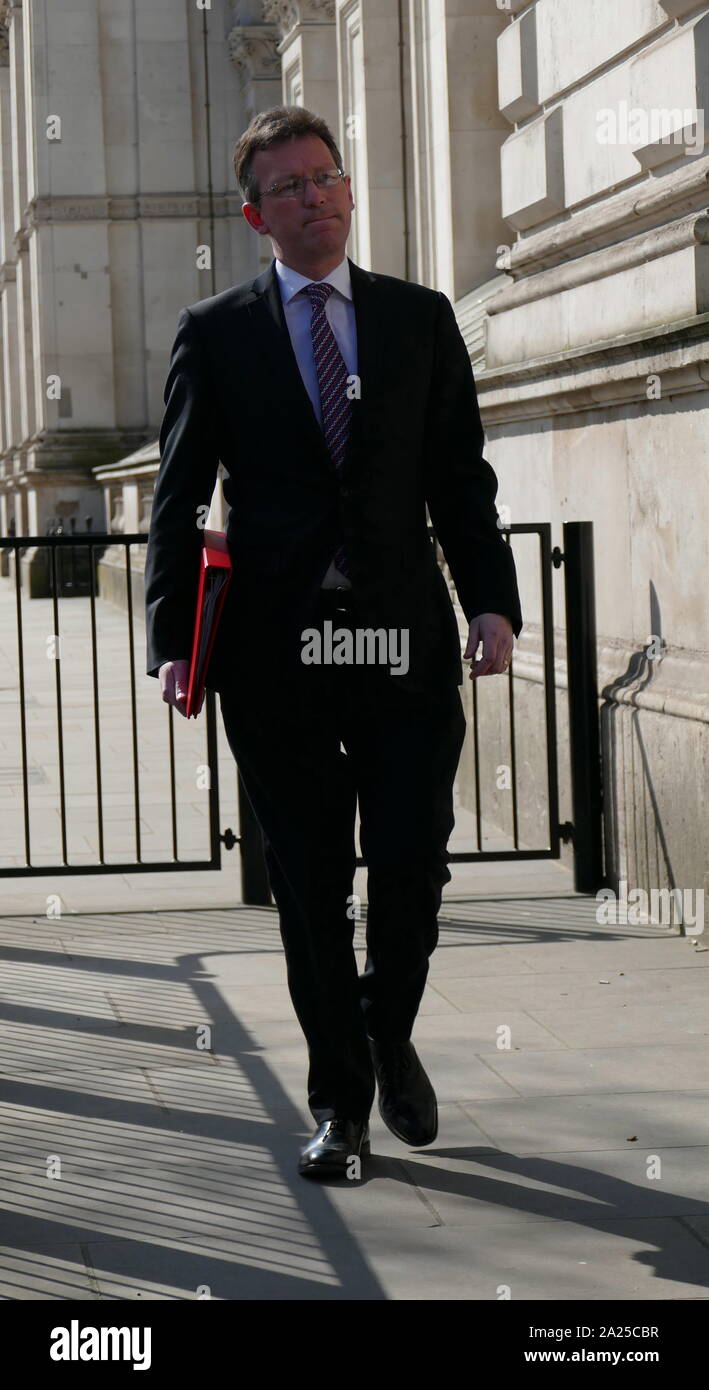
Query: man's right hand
xmin=159 ymin=659 xmax=193 ymax=717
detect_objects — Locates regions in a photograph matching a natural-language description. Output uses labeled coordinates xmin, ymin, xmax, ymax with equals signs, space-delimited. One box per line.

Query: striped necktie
xmin=305 ymin=280 xmax=352 ymax=580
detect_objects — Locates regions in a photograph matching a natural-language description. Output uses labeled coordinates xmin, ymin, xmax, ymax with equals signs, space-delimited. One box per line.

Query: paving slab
xmin=459 ymin=1091 xmax=709 ymax=1154
xmin=479 ymin=1044 xmax=708 ymax=1098
xmin=0 ymin=1245 xmax=97 ymax=1300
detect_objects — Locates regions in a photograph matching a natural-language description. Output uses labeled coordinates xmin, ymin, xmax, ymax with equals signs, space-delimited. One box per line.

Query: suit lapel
xmin=244 ymin=255 xmax=385 ymax=480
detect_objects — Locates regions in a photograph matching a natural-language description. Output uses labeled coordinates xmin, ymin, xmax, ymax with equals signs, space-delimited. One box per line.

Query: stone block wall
xmin=470 ymin=0 xmax=708 ymax=911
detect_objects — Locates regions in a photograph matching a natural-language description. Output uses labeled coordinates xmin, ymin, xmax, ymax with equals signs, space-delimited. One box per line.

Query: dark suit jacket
xmin=144 ymin=256 xmax=523 ymax=698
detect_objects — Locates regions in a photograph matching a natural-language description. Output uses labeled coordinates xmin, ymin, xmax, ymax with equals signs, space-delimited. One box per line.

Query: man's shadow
xmin=369 ymin=1144 xmax=709 ymax=1290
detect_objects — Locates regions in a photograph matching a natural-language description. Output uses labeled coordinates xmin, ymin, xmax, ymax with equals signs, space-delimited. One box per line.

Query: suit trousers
xmin=217 ymin=589 xmax=467 ymax=1125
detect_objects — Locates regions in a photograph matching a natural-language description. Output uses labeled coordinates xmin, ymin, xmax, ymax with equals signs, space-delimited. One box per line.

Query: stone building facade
xmin=486 ymin=0 xmax=708 ymax=907
xmin=0 ymin=0 xmax=706 ymax=903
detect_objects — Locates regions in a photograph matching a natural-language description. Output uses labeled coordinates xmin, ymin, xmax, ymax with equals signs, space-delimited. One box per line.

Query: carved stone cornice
xmin=491 ymin=212 xmax=709 ymax=316
xmin=25 ymin=193 xmax=240 ymax=225
xmin=261 ymin=1 xmax=335 ymax=40
xmin=227 ymin=25 xmax=281 ymax=83
xmin=500 ymin=627 xmax=709 ymax=729
xmin=502 ymin=156 xmax=709 ymax=279
xmin=12 ymin=224 xmax=30 ymax=252
xmin=6 ymin=429 xmax=152 ymax=481
xmin=474 ymin=313 xmax=709 ymax=423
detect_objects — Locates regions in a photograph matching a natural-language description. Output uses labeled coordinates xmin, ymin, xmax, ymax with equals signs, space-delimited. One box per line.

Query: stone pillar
xmin=6 ymin=3 xmax=25 ymax=241
xmin=0 ymin=3 xmax=25 ymax=532
xmin=408 ymin=0 xmax=510 ymax=297
xmin=0 ymin=18 xmax=20 ymax=471
xmin=22 ymin=0 xmax=114 ymax=539
xmin=264 ymin=2 xmax=339 ymax=134
xmin=335 ymin=0 xmax=406 ymax=276
xmin=228 ymin=18 xmax=282 ymax=119
xmin=228 ymin=12 xmax=283 ymax=276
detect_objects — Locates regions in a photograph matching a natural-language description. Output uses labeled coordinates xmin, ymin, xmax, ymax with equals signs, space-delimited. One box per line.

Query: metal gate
xmin=437 ymin=520 xmax=603 ymax=894
xmin=0 ymin=522 xmax=602 ymax=899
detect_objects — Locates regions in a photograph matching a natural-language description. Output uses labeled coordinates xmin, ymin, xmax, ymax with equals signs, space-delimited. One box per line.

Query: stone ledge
xmin=490 ymin=211 xmax=709 ymax=313
xmin=455 ymin=275 xmax=509 ymax=366
xmin=24 ymin=194 xmax=240 ymax=226
xmin=1 ymin=430 xmax=153 ymax=477
xmin=502 ymin=156 xmax=709 ymax=277
xmin=474 ymin=314 xmax=709 ymax=421
xmin=504 ymin=624 xmax=709 ymax=725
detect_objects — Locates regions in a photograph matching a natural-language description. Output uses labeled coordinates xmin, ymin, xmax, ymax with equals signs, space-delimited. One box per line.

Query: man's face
xmin=241 ymin=134 xmax=355 ymax=273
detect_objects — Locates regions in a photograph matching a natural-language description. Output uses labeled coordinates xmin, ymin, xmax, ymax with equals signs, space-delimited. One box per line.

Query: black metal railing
xmin=0 ymin=532 xmax=241 ymax=879
xmin=434 ymin=521 xmax=561 ymax=865
xmin=0 ymin=522 xmax=603 ymax=896
xmin=407 ymin=520 xmax=601 ymax=891
xmin=43 ymin=516 xmax=97 ymax=596
xmin=557 ymin=521 xmax=604 ymax=892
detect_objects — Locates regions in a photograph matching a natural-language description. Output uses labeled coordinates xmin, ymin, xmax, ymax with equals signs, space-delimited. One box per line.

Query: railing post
xmin=562 ymin=521 xmax=605 ymax=892
xmin=237 ymin=771 xmax=272 ymax=904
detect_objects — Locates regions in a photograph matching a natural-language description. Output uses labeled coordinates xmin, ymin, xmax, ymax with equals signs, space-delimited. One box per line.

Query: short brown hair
xmin=233 ymin=105 xmax=344 ymax=204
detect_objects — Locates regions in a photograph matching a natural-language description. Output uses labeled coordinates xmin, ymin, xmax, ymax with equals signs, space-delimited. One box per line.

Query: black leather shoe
xmin=297 ymin=1117 xmax=370 ymax=1178
xmin=367 ymin=1037 xmax=438 ymax=1146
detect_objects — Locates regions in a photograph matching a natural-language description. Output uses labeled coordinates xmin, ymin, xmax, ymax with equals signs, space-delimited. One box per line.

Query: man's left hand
xmin=464 ymin=613 xmax=514 ymax=679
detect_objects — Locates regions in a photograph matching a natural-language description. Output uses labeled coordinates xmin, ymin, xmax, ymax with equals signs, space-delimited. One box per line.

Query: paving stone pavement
xmin=0 ymin=891 xmax=708 ymax=1301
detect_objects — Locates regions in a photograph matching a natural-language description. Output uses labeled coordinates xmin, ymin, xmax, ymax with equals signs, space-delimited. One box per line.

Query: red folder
xmin=185 ymin=529 xmax=232 ymax=718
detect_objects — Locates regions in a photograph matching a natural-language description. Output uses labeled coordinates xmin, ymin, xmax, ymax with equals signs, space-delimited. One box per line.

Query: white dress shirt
xmin=274 ymin=255 xmax=357 ymax=589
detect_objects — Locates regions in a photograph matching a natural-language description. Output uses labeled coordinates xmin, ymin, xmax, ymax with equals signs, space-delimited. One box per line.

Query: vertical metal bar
xmin=501 ymin=531 xmax=520 ymax=849
xmin=49 ymin=544 xmax=69 ymax=863
xmin=563 ymin=520 xmax=604 ymax=892
xmin=507 ymin=659 xmax=519 ymax=850
xmin=237 ymin=771 xmax=271 ymax=904
xmin=539 ymin=525 xmax=560 ymax=856
xmin=124 ymin=542 xmax=142 ymax=861
xmin=13 ymin=543 xmax=31 ymax=865
xmin=168 ymin=702 xmax=178 ymax=860
xmin=204 ymin=688 xmax=221 ymax=867
xmin=87 ymin=540 xmax=105 ymax=861
xmin=470 ymin=672 xmax=483 ymax=851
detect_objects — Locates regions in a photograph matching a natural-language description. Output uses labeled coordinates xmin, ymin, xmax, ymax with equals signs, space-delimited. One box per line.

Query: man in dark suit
xmin=145 ymin=106 xmax=522 ymax=1179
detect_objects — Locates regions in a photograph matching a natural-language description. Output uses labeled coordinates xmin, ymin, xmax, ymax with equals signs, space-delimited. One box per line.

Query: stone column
xmin=0 ymin=2 xmax=25 ymax=569
xmin=228 ymin=17 xmax=282 ymax=119
xmin=263 ymin=2 xmax=339 ymax=134
xmin=1 ymin=2 xmax=28 ymax=478
xmin=335 ymin=0 xmax=407 ymax=276
xmin=21 ymin=0 xmax=113 ymax=542
xmin=228 ymin=12 xmax=283 ymax=276
xmin=408 ymin=0 xmax=510 ymax=298
xmin=0 ymin=13 xmax=22 ymax=479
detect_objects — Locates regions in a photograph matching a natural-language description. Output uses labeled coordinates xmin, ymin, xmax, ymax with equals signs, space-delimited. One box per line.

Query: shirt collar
xmin=274 ymin=254 xmax=352 ymax=306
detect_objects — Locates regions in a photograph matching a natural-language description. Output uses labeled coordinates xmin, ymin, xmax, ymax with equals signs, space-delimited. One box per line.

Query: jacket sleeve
xmin=144 ymin=307 xmax=223 ymax=678
xmin=423 ymin=290 xmax=523 ymax=638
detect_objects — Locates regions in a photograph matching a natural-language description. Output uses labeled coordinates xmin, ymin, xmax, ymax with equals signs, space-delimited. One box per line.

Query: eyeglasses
xmin=255 ymin=169 xmax=346 ymax=202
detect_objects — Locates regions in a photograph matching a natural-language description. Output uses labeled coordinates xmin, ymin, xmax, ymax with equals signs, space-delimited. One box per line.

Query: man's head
xmin=234 ymin=106 xmax=355 ymax=279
